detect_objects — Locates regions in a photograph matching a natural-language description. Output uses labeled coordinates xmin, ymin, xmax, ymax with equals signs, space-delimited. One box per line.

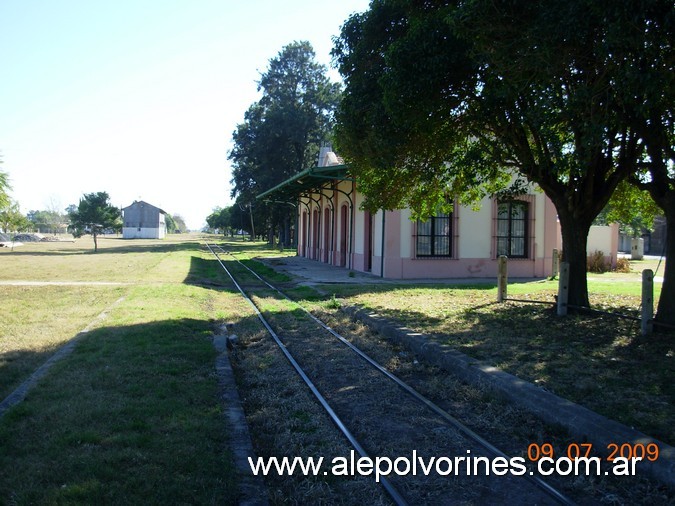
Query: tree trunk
xmin=284 ymin=216 xmax=291 ymax=248
xmin=557 ymin=210 xmax=591 ymax=309
xmin=655 ymin=199 xmax=675 ymax=328
xmin=248 ymin=205 xmax=255 ymax=242
xmin=93 ymin=232 xmax=98 ymax=253
xmin=268 ymin=224 xmax=275 ymax=247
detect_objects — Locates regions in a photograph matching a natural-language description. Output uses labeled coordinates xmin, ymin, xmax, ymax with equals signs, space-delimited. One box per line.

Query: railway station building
xmin=258 ymin=148 xmax=617 ymax=279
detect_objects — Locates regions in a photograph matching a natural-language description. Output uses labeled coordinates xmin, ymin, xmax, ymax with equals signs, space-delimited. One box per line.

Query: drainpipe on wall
xmin=293 ymin=206 xmax=299 ymax=252
xmin=380 ymin=210 xmax=386 ymax=278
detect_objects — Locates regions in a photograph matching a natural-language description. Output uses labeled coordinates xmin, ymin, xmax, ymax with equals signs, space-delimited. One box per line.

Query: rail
xmin=207 ymin=243 xmax=575 ymax=505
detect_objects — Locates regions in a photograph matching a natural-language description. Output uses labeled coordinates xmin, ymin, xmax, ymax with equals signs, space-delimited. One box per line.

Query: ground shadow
xmin=0 ymin=317 xmax=240 ymax=504
xmin=0 ymin=346 xmax=64 ymax=402
xmin=337 ymin=297 xmax=675 ymax=446
xmin=184 ymin=255 xmax=237 ymax=288
xmin=195 ymin=240 xmax=675 ymax=445
xmin=0 ymin=240 xmax=200 ymax=257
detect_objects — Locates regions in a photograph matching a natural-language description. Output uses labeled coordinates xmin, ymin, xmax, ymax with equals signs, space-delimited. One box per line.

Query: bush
xmin=587 ymin=250 xmax=610 ymax=273
xmin=614 ymin=257 xmax=631 ymax=273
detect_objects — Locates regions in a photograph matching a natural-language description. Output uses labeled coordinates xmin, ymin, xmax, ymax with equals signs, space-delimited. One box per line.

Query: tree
xmin=632 ymin=166 xmax=675 ymax=326
xmin=229 ymin=41 xmax=341 ymax=245
xmin=205 ymin=207 xmax=222 ymax=233
xmin=333 ymin=0 xmax=659 ymax=309
xmin=171 ymin=214 xmax=188 ymax=233
xmin=206 ymin=207 xmax=235 ymax=236
xmin=68 ymin=192 xmax=121 ymax=252
xmin=607 ymin=1 xmax=675 ymax=326
xmin=0 ymin=169 xmax=10 ymax=211
xmin=596 ymin=181 xmax=661 ymax=238
xmin=26 ymin=209 xmax=68 ymax=234
xmin=0 ymin=159 xmax=21 ymax=234
xmin=0 ymin=200 xmax=30 ymax=234
xmin=165 ymin=214 xmax=177 ymax=234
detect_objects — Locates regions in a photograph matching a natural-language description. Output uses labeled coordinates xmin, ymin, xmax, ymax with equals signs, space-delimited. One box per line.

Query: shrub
xmin=326 ymin=294 xmax=341 ymax=309
xmin=587 ymin=250 xmax=610 ymax=273
xmin=614 ymin=257 xmax=631 ymax=273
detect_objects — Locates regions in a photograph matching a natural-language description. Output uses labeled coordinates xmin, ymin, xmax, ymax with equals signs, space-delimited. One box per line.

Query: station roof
xmin=256 ymin=164 xmax=353 ymax=203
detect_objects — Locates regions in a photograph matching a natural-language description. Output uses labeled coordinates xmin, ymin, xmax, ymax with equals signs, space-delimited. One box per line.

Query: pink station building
xmin=258 ymin=148 xmax=618 ymax=280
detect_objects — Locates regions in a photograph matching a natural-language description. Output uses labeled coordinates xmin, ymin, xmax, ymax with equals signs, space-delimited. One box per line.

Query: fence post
xmin=497 ymin=255 xmax=508 ymax=303
xmin=552 ymin=249 xmax=560 ymax=278
xmin=557 ymin=262 xmax=569 ymax=316
xmin=642 ymin=269 xmax=654 ymax=336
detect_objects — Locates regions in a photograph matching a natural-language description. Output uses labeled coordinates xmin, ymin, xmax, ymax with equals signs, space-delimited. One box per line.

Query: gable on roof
xmin=121 ymin=200 xmax=166 ymax=214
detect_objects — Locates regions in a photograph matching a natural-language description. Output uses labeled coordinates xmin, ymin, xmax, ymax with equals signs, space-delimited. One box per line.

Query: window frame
xmin=415 ymin=208 xmax=454 ymax=258
xmin=495 ymin=199 xmax=529 ymax=259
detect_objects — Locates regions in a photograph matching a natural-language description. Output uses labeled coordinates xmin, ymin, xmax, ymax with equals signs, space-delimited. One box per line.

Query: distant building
xmin=618 ymin=216 xmax=667 ymax=255
xmin=122 ymin=200 xmax=166 ymax=239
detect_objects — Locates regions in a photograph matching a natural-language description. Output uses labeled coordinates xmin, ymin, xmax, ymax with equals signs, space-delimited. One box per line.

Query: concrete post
xmin=557 ymin=262 xmax=569 ymax=316
xmin=631 ymin=238 xmax=644 ymax=260
xmin=552 ymin=249 xmax=560 ymax=278
xmin=497 ymin=255 xmax=508 ymax=303
xmin=642 ymin=269 xmax=654 ymax=336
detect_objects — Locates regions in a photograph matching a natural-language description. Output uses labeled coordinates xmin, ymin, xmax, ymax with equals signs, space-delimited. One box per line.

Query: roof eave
xmin=256 ymin=164 xmax=353 ymax=202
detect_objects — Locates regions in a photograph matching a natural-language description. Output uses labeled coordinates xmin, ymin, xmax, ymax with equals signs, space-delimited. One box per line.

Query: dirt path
xmin=0 ymin=281 xmax=132 ymax=286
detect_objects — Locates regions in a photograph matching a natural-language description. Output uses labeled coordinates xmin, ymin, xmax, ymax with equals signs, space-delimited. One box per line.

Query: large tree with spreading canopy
xmin=333 ymin=0 xmax=670 ymax=311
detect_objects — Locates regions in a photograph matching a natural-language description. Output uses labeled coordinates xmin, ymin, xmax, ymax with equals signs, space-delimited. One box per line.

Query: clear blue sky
xmin=0 ymin=0 xmax=370 ymax=230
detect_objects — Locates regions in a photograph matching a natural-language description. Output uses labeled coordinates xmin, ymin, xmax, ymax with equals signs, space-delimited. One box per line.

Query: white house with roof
xmin=122 ymin=200 xmax=166 ymax=239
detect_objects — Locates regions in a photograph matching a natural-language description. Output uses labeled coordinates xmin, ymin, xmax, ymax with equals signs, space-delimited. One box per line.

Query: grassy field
xmin=1 ymin=235 xmax=672 ymax=502
xmin=329 ymin=285 xmax=673 ymax=447
xmin=0 ymin=234 xmax=242 ymax=504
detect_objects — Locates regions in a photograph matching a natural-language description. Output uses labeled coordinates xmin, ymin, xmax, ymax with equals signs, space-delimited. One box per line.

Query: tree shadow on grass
xmin=0 ymin=317 xmax=241 ymax=505
xmin=185 ymin=255 xmax=238 ymax=289
xmin=185 ymin=251 xmax=293 ymax=290
xmin=0 ymin=346 xmax=65 ymax=402
xmin=1 ymin=240 xmax=201 ymax=257
xmin=346 ymin=298 xmax=674 ymax=446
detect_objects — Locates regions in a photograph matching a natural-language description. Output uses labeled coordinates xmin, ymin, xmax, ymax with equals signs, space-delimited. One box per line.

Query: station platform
xmin=257 ymin=254 xmax=516 ymax=286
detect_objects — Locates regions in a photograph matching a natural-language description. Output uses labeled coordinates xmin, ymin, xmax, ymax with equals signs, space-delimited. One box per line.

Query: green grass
xmin=216 ymin=239 xmax=673 ymax=446
xmin=0 ymin=285 xmax=125 ymax=400
xmin=233 ymin=257 xmax=292 ymax=283
xmin=0 ymin=234 xmax=244 ymax=504
xmin=316 ymin=282 xmax=673 ymax=445
xmin=213 ymin=242 xmax=294 ymax=284
xmin=6 ymin=233 xmax=666 ymax=502
xmin=0 ymin=234 xmax=202 ymax=283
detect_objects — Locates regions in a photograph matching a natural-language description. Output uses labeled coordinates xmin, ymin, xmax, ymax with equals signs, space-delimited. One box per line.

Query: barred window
xmin=496 ymin=201 xmax=528 ymax=258
xmin=416 ymin=211 xmax=452 ymax=257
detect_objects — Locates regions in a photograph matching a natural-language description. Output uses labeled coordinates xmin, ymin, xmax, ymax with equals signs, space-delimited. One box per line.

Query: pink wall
xmin=297 ymin=187 xmax=561 ymax=279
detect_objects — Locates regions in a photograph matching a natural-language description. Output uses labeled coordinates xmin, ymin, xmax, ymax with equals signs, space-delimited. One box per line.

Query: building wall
xmin=587 ymin=224 xmax=619 ymax=268
xmin=122 ymin=201 xmax=166 ymax=240
xmin=122 ymin=227 xmax=166 ymax=240
xmin=295 ymin=183 xmax=618 ymax=280
xmin=458 ymin=202 xmax=492 ymax=258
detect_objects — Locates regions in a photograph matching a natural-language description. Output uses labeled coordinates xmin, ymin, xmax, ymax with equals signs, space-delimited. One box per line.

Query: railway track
xmin=206 ymin=243 xmax=576 ymax=505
